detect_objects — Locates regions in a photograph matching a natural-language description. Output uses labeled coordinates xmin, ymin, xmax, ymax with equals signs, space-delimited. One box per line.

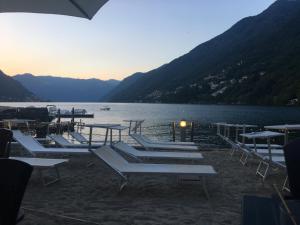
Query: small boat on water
xmin=100 ymin=106 xmax=111 ymax=111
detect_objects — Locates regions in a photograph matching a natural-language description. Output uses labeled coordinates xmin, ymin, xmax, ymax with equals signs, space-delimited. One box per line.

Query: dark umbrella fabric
xmin=0 ymin=0 xmax=109 ymax=19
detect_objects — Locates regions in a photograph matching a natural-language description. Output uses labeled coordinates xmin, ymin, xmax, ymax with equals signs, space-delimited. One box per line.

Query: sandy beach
xmin=17 ymin=148 xmax=286 ymax=225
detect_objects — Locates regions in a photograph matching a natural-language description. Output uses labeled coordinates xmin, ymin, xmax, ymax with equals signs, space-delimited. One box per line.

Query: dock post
xmin=172 ymin=122 xmax=176 ymax=142
xmin=71 ymin=108 xmax=75 ymax=124
xmin=57 ymin=109 xmax=61 ymax=134
xmin=191 ymin=121 xmax=194 ymax=142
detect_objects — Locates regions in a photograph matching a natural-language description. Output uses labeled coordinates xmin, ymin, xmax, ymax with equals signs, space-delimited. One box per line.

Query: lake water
xmin=1 ymin=102 xmax=300 ymax=145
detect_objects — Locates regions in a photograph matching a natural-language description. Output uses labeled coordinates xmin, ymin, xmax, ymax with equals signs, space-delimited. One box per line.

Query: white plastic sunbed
xmin=70 ymin=132 xmax=102 ymax=144
xmin=137 ymin=133 xmax=196 ymax=146
xmin=91 ymin=146 xmax=216 ymax=192
xmin=131 ymin=133 xmax=199 ymax=151
xmin=70 ymin=131 xmax=89 ymax=143
xmin=10 ymin=157 xmax=68 ymax=186
xmin=13 ymin=130 xmax=90 ymax=155
xmin=114 ymin=142 xmax=203 ymax=160
xmin=49 ymin=134 xmax=102 ymax=148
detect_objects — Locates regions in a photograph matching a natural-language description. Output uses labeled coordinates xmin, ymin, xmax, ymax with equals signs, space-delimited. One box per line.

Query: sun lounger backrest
xmin=114 ymin=142 xmax=138 ymax=155
xmin=138 ymin=134 xmax=151 ymax=143
xmin=92 ymin=146 xmax=129 ymax=171
xmin=132 ymin=134 xmax=149 ymax=142
xmin=131 ymin=133 xmax=149 ymax=147
xmin=50 ymin=134 xmax=71 ymax=146
xmin=12 ymin=130 xmax=45 ymax=153
xmin=70 ymin=132 xmax=88 ymax=143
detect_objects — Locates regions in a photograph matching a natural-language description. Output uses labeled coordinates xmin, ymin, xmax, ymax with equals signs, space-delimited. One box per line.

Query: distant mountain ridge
xmin=0 ymin=70 xmax=38 ymax=101
xmin=106 ymin=0 xmax=300 ymax=105
xmin=14 ymin=74 xmax=120 ymax=102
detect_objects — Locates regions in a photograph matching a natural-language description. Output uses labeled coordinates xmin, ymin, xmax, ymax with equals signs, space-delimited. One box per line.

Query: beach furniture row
xmin=1 ymin=122 xmax=217 ymax=192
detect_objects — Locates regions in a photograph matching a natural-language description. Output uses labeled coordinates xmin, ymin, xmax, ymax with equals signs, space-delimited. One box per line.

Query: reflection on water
xmin=1 ymin=102 xmax=300 ymax=145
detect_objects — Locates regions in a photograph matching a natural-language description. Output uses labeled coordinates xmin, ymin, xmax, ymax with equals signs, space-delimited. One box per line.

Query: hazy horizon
xmin=0 ymin=0 xmax=275 ymax=80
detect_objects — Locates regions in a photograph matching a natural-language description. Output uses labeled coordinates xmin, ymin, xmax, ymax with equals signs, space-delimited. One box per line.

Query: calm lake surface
xmin=1 ymin=102 xmax=300 ymax=144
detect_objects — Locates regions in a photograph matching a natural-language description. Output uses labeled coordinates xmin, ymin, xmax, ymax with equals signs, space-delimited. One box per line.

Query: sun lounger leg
xmin=282 ymin=176 xmax=290 ymax=192
xmin=256 ymin=161 xmax=269 ymax=181
xmin=202 ymin=177 xmax=210 ymax=200
xmin=240 ymin=152 xmax=249 ymax=166
xmin=39 ymin=167 xmax=61 ymax=186
xmin=119 ymin=176 xmax=128 ymax=191
xmin=86 ymin=161 xmax=95 ymax=167
xmin=229 ymin=147 xmax=236 ymax=157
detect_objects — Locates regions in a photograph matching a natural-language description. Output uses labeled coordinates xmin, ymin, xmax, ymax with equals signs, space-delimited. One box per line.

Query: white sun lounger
xmin=69 ymin=132 xmax=102 ymax=144
xmin=13 ymin=130 xmax=90 ymax=155
xmin=69 ymin=131 xmax=89 ymax=143
xmin=131 ymin=133 xmax=199 ymax=151
xmin=137 ymin=134 xmax=196 ymax=146
xmin=113 ymin=142 xmax=203 ymax=160
xmin=91 ymin=145 xmax=216 ymax=192
xmin=10 ymin=157 xmax=68 ymax=186
xmin=49 ymin=134 xmax=102 ymax=148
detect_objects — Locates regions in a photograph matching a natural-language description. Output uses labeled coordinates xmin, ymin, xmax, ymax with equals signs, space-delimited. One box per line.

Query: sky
xmin=0 ymin=0 xmax=276 ymax=80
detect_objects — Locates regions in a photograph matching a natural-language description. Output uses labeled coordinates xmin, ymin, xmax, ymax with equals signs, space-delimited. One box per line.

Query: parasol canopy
xmin=0 ymin=0 xmax=109 ymax=20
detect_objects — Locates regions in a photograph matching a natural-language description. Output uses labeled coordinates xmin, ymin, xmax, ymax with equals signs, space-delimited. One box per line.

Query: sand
xmin=19 ymin=148 xmax=286 ymax=225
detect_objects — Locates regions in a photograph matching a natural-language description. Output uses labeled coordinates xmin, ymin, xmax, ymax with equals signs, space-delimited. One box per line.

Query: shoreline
xmin=1 ymin=101 xmax=300 ymax=108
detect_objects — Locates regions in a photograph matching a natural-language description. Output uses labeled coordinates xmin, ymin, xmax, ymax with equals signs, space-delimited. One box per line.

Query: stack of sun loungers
xmin=214 ymin=122 xmax=288 ymax=189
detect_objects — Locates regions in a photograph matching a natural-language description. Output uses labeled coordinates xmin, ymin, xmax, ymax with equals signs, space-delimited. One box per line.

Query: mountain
xmin=14 ymin=74 xmax=120 ymax=102
xmin=106 ymin=0 xmax=300 ymax=105
xmin=104 ymin=72 xmax=144 ymax=100
xmin=0 ymin=70 xmax=38 ymax=101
